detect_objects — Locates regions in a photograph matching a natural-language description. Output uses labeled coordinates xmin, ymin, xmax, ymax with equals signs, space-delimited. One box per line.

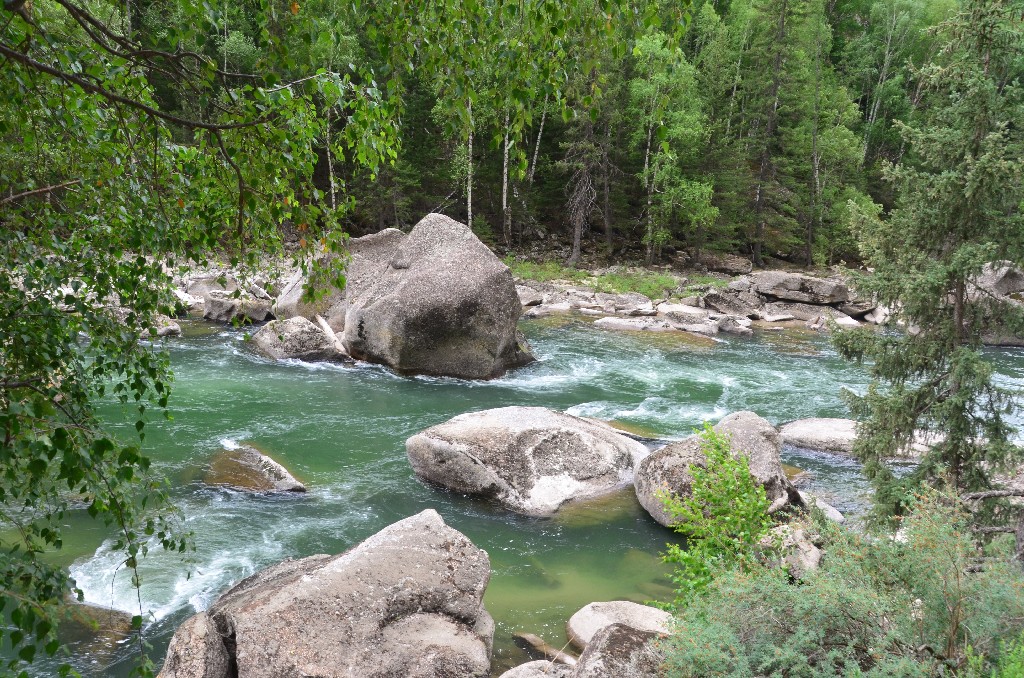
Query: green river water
xmin=33 ymin=315 xmax=1024 ymax=676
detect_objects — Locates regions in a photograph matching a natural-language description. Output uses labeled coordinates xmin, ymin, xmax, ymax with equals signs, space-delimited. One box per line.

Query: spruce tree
xmin=836 ymin=0 xmax=1024 ymax=520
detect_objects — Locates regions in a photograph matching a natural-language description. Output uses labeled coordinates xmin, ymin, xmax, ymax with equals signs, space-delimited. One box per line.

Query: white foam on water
xmin=70 ymin=537 xmax=273 ymax=623
xmin=219 ymin=437 xmax=241 ymax=451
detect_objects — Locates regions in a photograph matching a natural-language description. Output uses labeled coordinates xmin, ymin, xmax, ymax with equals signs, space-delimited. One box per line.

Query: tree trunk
xmin=326 ymin=108 xmax=336 ymax=212
xmin=502 ymin=113 xmax=511 ymax=246
xmin=602 ymin=120 xmax=613 ymax=250
xmin=808 ymin=13 xmax=823 ymax=267
xmin=466 ymin=98 xmax=473 ymax=230
xmin=528 ymin=94 xmax=548 ymax=186
xmin=751 ymin=0 xmax=789 ymax=267
xmin=643 ymin=121 xmax=655 ymax=265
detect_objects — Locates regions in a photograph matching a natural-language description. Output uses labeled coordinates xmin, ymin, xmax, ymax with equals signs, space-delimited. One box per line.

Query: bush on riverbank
xmin=660 ymin=491 xmax=1024 ymax=676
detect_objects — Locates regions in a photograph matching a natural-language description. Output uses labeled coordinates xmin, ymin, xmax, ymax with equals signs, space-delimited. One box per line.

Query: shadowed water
xmin=28 ymin=315 xmax=1024 ymax=676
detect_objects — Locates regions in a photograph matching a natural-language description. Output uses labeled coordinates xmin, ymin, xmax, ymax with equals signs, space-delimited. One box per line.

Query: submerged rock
xmin=567 ymin=601 xmax=672 ymax=650
xmin=341 ymin=214 xmax=534 ymax=379
xmin=251 ymin=317 xmax=346 ymax=362
xmin=159 ymin=510 xmax=494 ymax=678
xmin=635 ymin=411 xmax=800 ymax=527
xmin=406 ymin=407 xmax=649 ymax=516
xmin=204 ymin=443 xmax=306 ymax=493
xmin=592 ymin=317 xmax=678 ymax=333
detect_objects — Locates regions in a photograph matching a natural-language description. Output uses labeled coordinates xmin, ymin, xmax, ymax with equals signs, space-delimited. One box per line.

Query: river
xmin=36 ymin=314 xmax=1024 ymax=676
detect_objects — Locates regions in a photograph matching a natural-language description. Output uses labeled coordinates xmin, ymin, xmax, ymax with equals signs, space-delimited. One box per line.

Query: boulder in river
xmin=341 ymin=214 xmax=535 ymax=379
xmin=779 ymin=417 xmax=857 ymax=454
xmin=159 ymin=509 xmax=494 ymax=678
xmin=749 ymin=271 xmax=849 ymax=305
xmin=204 ymin=443 xmax=306 ymax=493
xmin=406 ymin=407 xmax=650 ymax=516
xmin=635 ymin=411 xmax=800 ymax=527
xmin=571 ymin=623 xmax=664 ymax=678
xmin=251 ymin=317 xmax=346 ymax=362
xmin=567 ymin=601 xmax=672 ymax=650
xmin=202 ymin=290 xmax=274 ymax=324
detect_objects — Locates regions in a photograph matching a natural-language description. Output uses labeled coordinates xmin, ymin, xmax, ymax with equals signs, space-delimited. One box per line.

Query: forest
xmin=2 ymin=0 xmax=1024 ymax=676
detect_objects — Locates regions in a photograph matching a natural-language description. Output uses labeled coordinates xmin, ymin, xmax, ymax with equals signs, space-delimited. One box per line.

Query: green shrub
xmin=660 ymin=424 xmax=773 ymax=607
xmin=660 ymin=491 xmax=1024 ymax=677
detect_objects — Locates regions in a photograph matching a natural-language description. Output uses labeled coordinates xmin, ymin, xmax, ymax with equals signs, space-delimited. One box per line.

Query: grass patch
xmin=505 ymin=257 xmax=684 ymax=299
xmin=503 ymin=257 xmax=589 ymax=284
xmin=592 ymin=271 xmax=679 ymax=299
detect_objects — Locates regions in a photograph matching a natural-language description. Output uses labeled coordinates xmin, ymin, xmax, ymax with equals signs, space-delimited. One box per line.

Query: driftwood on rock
xmin=513 ymin=632 xmax=579 ymax=666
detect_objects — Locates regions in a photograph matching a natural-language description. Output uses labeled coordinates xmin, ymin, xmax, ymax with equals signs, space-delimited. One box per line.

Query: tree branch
xmin=1 ymin=179 xmax=82 ymax=205
xmin=0 ymin=42 xmax=266 ymax=132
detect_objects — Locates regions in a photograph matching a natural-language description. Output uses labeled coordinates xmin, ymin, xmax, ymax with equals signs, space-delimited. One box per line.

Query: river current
xmin=38 ymin=315 xmax=1024 ymax=675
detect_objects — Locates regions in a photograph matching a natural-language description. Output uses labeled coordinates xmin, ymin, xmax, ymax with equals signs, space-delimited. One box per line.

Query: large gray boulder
xmin=406 ymin=407 xmax=650 ymax=517
xmin=251 ymin=317 xmax=345 ymax=362
xmin=571 ymin=624 xmax=664 ymax=678
xmin=974 ymin=261 xmax=1024 ymax=298
xmin=567 ymin=602 xmax=672 ymax=650
xmin=341 ymin=214 xmax=534 ymax=379
xmin=159 ymin=510 xmax=493 ymax=678
xmin=635 ymin=411 xmax=800 ymax=527
xmin=749 ymin=271 xmax=849 ymax=305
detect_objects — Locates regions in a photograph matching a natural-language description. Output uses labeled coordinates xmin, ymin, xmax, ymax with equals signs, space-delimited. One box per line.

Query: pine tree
xmin=836 ymin=0 xmax=1024 ymax=520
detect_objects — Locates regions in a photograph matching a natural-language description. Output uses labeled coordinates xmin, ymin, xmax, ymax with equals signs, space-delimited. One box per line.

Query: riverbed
xmin=40 ymin=315 xmax=1024 ymax=676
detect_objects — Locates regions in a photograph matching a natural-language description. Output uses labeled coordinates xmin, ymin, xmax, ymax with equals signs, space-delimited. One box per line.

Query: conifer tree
xmin=836 ymin=0 xmax=1024 ymax=520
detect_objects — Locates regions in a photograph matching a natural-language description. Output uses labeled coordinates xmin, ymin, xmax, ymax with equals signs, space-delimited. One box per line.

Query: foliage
xmin=834 ymin=0 xmax=1024 ymax=522
xmin=660 ymin=424 xmax=772 ymax=607
xmin=0 ymin=0 xmax=395 ymax=673
xmin=661 ymin=491 xmax=1024 ymax=677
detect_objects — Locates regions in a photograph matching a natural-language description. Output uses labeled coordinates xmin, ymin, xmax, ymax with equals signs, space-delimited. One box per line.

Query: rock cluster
xmin=516 ymin=269 xmax=876 ymax=339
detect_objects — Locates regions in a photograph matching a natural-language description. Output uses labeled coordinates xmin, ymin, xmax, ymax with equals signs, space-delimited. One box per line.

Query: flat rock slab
xmin=204 ymin=443 xmax=306 ymax=493
xmin=497 ymin=661 xmax=573 ymax=678
xmin=749 ymin=271 xmax=849 ymax=304
xmin=567 ymin=601 xmax=672 ymax=650
xmin=159 ymin=509 xmax=494 ymax=678
xmin=779 ymin=418 xmax=857 ymax=454
xmin=407 ymin=407 xmax=649 ymax=516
